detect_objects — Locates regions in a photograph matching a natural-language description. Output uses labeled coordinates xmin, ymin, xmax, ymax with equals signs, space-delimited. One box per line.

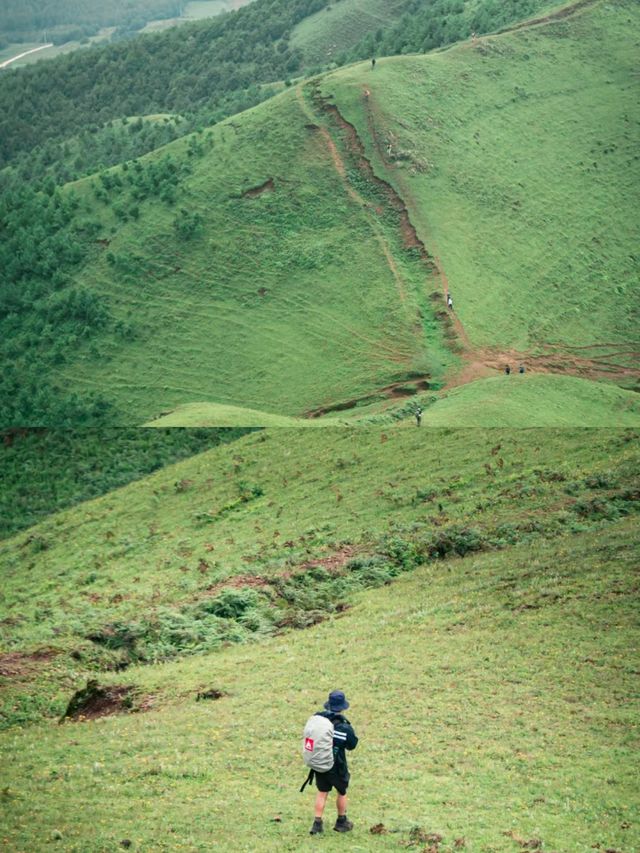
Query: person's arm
xmin=334 ymin=721 xmax=358 ymax=750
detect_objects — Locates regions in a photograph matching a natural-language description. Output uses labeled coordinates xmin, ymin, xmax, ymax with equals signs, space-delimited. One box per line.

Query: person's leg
xmin=333 ymin=783 xmax=353 ymax=832
xmin=315 ymin=791 xmax=329 ymax=819
xmin=336 ymin=793 xmax=347 ymax=816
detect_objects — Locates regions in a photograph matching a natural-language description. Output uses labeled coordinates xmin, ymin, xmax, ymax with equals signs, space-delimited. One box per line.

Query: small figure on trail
xmin=415 ymin=406 xmax=423 ymax=427
xmin=301 ymin=690 xmax=358 ymax=835
xmin=519 ymin=365 xmax=526 ymax=374
xmin=371 ymin=57 xmax=376 ymax=70
xmin=505 ymin=364 xmax=511 ymax=375
xmin=447 ymin=293 xmax=453 ymax=310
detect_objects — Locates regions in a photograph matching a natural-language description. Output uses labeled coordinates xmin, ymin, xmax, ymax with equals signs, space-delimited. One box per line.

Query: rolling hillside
xmin=48 ymin=86 xmax=454 ymax=422
xmin=317 ymin=0 xmax=640 ymax=355
xmin=22 ymin=0 xmax=636 ymax=427
xmin=0 ymin=427 xmax=638 ymax=850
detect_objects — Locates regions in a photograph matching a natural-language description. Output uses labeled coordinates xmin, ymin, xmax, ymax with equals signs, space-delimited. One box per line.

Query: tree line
xmin=344 ymin=0 xmax=548 ymax=61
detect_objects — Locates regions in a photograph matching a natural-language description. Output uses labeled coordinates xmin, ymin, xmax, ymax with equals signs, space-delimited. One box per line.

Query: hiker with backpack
xmin=301 ymin=689 xmax=358 ymax=835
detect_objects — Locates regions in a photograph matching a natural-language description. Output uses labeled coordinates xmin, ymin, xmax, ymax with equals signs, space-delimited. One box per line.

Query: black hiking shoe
xmin=334 ymin=816 xmax=354 ymax=833
xmin=310 ymin=819 xmax=324 ymax=835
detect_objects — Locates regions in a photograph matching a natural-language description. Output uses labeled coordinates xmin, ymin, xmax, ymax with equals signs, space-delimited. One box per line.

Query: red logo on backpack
xmin=304 ymin=737 xmax=314 ymax=751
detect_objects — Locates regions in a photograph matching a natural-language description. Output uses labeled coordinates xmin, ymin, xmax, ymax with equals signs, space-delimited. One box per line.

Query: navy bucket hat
xmin=324 ymin=690 xmax=350 ymax=712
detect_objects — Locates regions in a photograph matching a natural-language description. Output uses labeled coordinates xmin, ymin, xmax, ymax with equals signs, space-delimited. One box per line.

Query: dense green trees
xmin=344 ymin=0 xmax=548 ymax=61
xmin=0 ymin=183 xmax=117 ymax=425
xmin=0 ymin=0 xmax=326 ymax=175
xmin=0 ymin=1 xmax=182 ymax=43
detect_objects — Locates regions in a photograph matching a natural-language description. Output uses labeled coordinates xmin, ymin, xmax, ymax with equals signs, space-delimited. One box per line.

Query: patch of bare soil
xmin=202 ymin=574 xmax=271 ymax=597
xmin=295 ymin=545 xmax=360 ymax=575
xmin=196 ymin=688 xmax=228 ymax=701
xmin=61 ymin=680 xmax=135 ymax=722
xmin=305 ymin=374 xmax=432 ymax=418
xmin=0 ymin=648 xmax=60 ymax=679
xmin=242 ymin=178 xmax=274 ymax=198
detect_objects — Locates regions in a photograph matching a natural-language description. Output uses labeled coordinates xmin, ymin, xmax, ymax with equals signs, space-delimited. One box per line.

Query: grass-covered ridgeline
xmin=144 ymin=374 xmax=640 ymax=428
xmin=0 ymin=427 xmax=637 ymax=851
xmin=0 ymin=428 xmax=252 ymax=540
xmin=319 ymin=0 xmax=640 ymax=354
xmin=0 ymin=0 xmax=559 ymax=190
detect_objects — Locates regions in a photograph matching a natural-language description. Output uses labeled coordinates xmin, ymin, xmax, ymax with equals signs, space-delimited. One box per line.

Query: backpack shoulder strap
xmin=300 ymin=768 xmax=315 ymax=793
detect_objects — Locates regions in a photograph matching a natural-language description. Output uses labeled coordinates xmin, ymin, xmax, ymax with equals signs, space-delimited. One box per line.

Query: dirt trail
xmin=296 ymin=85 xmax=410 ymax=307
xmin=0 ymin=44 xmax=53 ymax=69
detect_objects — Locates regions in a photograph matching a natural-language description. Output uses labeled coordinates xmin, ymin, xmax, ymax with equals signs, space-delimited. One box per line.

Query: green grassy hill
xmin=25 ymin=0 xmax=635 ymax=427
xmin=50 ymin=86 xmax=452 ymax=422
xmin=3 ymin=0 xmax=637 ymax=427
xmin=291 ymin=0 xmax=410 ymax=67
xmin=0 ymin=428 xmax=638 ymax=850
xmin=319 ymin=0 xmax=640 ymax=353
xmin=147 ymin=374 xmax=640 ymax=427
xmin=0 ymin=428 xmax=251 ymax=540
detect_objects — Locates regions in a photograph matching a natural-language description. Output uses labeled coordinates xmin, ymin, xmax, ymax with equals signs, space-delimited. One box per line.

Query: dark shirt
xmin=316 ymin=711 xmax=358 ymax=778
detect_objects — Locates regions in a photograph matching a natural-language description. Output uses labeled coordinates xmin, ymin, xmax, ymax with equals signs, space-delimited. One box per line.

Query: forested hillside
xmin=0 ymin=0 xmax=556 ymax=191
xmin=0 ymin=1 xmax=182 ymax=46
xmin=1 ymin=0 xmax=637 ymax=427
xmin=0 ymin=0 xmax=325 ymax=175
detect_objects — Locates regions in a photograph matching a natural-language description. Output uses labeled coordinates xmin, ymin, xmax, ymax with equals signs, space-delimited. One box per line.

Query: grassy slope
xmin=291 ymin=0 xmax=409 ymax=66
xmin=145 ymin=374 xmax=640 ymax=427
xmin=0 ymin=428 xmax=251 ymax=540
xmin=143 ymin=402 xmax=331 ymax=426
xmin=55 ymin=88 xmax=450 ymax=422
xmin=417 ymin=374 xmax=640 ymax=427
xmin=318 ymin=0 xmax=640 ymax=351
xmin=1 ymin=427 xmax=637 ymax=670
xmin=0 ymin=455 xmax=637 ymax=849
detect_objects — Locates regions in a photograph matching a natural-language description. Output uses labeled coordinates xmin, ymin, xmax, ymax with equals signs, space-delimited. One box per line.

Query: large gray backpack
xmin=302 ymin=714 xmax=335 ymax=773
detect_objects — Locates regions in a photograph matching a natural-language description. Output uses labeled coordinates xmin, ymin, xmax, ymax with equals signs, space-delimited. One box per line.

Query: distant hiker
xmin=505 ymin=365 xmax=511 ymax=375
xmin=519 ymin=365 xmax=526 ymax=374
xmin=371 ymin=57 xmax=376 ymax=70
xmin=301 ymin=690 xmax=358 ymax=835
xmin=415 ymin=406 xmax=423 ymax=427
xmin=447 ymin=293 xmax=453 ymax=310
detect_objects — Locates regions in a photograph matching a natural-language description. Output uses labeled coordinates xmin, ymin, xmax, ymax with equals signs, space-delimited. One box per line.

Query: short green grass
xmin=143 ymin=401 xmax=331 ymax=426
xmin=415 ymin=374 xmax=640 ymax=427
xmin=1 ymin=427 xmax=637 ymax=708
xmin=148 ymin=374 xmax=640 ymax=427
xmin=54 ymin=87 xmax=451 ymax=422
xmin=0 ymin=507 xmax=637 ymax=851
xmin=319 ymin=0 xmax=640 ymax=351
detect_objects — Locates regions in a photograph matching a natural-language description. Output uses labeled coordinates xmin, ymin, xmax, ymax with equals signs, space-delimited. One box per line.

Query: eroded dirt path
xmin=296 ymin=84 xmax=411 ymax=307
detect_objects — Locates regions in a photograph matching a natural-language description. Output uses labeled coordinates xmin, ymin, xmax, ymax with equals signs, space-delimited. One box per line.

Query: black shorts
xmin=315 ymin=768 xmax=349 ymax=795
